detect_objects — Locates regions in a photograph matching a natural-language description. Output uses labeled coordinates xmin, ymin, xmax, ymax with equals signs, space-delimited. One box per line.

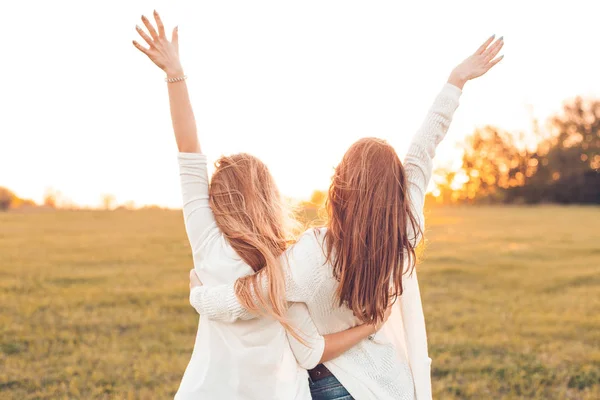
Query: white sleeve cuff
xmin=189 ymin=286 xmax=204 ymax=312
xmin=178 ymin=152 xmax=208 ymax=163
xmin=304 ymin=335 xmax=325 ymax=370
xmin=443 ymin=82 xmax=463 ymax=99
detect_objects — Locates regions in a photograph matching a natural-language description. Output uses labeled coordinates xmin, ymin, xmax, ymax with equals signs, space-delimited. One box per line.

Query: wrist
xmin=165 ymin=65 xmax=185 ymax=78
xmin=447 ymin=71 xmax=467 ymax=90
xmin=357 ymin=323 xmax=376 ymax=339
xmin=367 ymin=322 xmax=379 ymax=337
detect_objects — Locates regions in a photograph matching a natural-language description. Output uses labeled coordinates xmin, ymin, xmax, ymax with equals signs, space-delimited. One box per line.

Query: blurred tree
xmin=43 ymin=188 xmax=58 ymax=208
xmin=0 ymin=187 xmax=15 ymax=211
xmin=441 ymin=96 xmax=600 ymax=205
xmin=431 ymin=168 xmax=458 ymax=204
xmin=0 ymin=188 xmax=37 ymax=210
xmin=309 ymin=190 xmax=327 ymax=206
xmin=101 ymin=194 xmax=117 ymax=210
xmin=520 ymin=97 xmax=600 ymax=203
xmin=11 ymin=197 xmax=36 ymax=208
xmin=295 ymin=190 xmax=328 ymax=227
xmin=457 ymin=126 xmax=532 ymax=202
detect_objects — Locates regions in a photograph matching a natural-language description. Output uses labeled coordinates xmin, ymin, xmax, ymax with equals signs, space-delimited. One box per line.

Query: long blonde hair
xmin=209 ymin=153 xmax=298 ymax=336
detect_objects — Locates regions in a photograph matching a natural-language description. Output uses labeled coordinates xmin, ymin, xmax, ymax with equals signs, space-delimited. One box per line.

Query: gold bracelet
xmin=165 ymin=75 xmax=187 ymax=83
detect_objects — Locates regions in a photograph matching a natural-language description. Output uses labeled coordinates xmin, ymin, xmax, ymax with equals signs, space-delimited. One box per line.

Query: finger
xmin=132 ymin=40 xmax=150 ymax=57
xmin=189 ymin=269 xmax=195 ymax=279
xmin=484 ymin=41 xmax=504 ymax=63
xmin=486 ymin=55 xmax=504 ymax=70
xmin=482 ymin=37 xmax=502 ymax=57
xmin=475 ymin=35 xmax=495 ymax=55
xmin=135 ymin=25 xmax=154 ymax=47
xmin=153 ymin=10 xmax=166 ymax=37
xmin=172 ymin=26 xmax=179 ymax=45
xmin=483 ymin=37 xmax=504 ymax=61
xmin=141 ymin=14 xmax=159 ymax=40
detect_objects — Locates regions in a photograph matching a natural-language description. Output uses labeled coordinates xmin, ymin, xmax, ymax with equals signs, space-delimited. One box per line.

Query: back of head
xmin=324 ymin=137 xmax=422 ymax=325
xmin=209 ymin=153 xmax=294 ymax=332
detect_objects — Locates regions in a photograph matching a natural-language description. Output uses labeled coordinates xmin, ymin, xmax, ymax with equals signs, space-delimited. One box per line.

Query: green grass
xmin=1 ymin=207 xmax=599 ymax=399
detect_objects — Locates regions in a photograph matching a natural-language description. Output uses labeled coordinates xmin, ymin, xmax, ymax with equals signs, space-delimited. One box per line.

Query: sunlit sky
xmin=2 ymin=1 xmax=599 ymax=208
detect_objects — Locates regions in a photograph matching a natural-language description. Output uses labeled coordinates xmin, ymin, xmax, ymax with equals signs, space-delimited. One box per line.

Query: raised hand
xmin=133 ymin=10 xmax=183 ymax=77
xmin=448 ymin=35 xmax=504 ymax=89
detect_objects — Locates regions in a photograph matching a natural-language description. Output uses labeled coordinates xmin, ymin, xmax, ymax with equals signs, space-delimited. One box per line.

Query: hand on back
xmin=190 ymin=269 xmax=203 ymax=290
xmin=133 ymin=10 xmax=183 ymax=76
xmin=449 ymin=35 xmax=504 ymax=89
xmin=369 ymin=303 xmax=394 ymax=334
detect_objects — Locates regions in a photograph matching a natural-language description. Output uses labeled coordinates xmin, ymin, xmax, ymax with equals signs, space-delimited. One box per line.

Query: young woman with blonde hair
xmin=187 ymin=35 xmax=504 ymax=399
xmin=133 ymin=11 xmax=392 ymax=400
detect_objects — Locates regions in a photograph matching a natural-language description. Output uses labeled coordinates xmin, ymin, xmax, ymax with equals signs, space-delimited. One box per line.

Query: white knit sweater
xmin=190 ymin=83 xmax=462 ymax=400
xmin=175 ymin=153 xmax=323 ymax=400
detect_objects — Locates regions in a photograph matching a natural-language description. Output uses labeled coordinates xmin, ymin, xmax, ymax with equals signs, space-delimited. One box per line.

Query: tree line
xmin=0 ymin=188 xmax=130 ymax=212
xmin=434 ymin=96 xmax=600 ymax=204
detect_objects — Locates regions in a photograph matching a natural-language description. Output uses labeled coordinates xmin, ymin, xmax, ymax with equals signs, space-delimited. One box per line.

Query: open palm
xmin=133 ymin=11 xmax=182 ymax=76
xmin=450 ymin=36 xmax=504 ymax=88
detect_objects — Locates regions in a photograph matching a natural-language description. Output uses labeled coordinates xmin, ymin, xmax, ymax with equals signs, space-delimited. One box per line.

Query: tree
xmin=43 ymin=188 xmax=59 ymax=208
xmin=541 ymin=98 xmax=598 ymax=178
xmin=457 ymin=126 xmax=532 ymax=202
xmin=516 ymin=97 xmax=600 ymax=203
xmin=101 ymin=194 xmax=117 ymax=210
xmin=309 ymin=190 xmax=327 ymax=207
xmin=295 ymin=190 xmax=328 ymax=227
xmin=444 ymin=96 xmax=600 ymax=204
xmin=0 ymin=187 xmax=15 ymax=211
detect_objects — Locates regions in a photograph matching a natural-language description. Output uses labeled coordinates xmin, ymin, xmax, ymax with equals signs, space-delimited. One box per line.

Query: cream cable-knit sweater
xmin=189 ymin=83 xmax=462 ymax=400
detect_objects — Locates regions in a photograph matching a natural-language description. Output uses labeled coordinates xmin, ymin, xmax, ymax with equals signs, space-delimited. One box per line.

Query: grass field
xmin=1 ymin=206 xmax=599 ymax=399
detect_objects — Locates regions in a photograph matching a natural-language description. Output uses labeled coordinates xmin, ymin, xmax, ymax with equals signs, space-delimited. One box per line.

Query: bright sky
xmin=2 ymin=1 xmax=599 ymax=208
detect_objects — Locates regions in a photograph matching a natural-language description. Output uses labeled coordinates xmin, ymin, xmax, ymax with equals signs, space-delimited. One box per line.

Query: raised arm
xmin=134 ymin=11 xmax=198 ymax=153
xmin=134 ymin=12 xmax=216 ymax=256
xmin=401 ymin=36 xmax=504 ymax=400
xmin=404 ymin=35 xmax=504 ymax=238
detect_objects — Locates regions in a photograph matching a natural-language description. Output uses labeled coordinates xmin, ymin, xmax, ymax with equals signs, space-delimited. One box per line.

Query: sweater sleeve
xmin=178 ymin=153 xmax=217 ymax=259
xmin=401 ymin=84 xmax=461 ymax=400
xmin=403 ymin=83 xmax=461 ymax=241
xmin=189 ymin=229 xmax=323 ymax=321
xmin=401 ymin=269 xmax=432 ymax=400
xmin=189 ymin=278 xmax=326 ymax=368
xmin=285 ymin=303 xmax=326 ymax=370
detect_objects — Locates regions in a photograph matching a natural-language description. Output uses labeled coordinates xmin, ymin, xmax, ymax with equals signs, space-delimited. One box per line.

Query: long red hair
xmin=324 ymin=137 xmax=422 ymax=325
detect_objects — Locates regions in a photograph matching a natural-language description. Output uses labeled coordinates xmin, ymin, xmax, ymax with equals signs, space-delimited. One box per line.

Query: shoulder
xmin=295 ymin=227 xmax=328 ymax=251
xmin=285 ymin=228 xmax=328 ymax=275
xmin=193 ymin=227 xmax=225 ymax=260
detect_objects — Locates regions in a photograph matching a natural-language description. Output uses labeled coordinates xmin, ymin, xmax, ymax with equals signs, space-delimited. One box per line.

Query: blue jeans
xmin=309 ymin=375 xmax=354 ymax=400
